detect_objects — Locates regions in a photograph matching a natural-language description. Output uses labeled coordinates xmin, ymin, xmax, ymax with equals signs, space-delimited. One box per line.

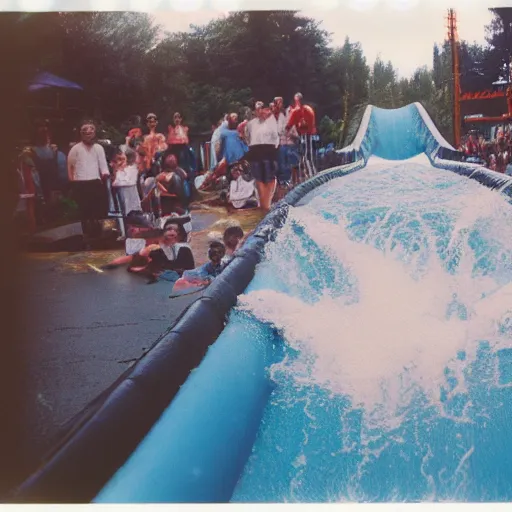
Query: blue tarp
xmin=28 ymin=72 xmax=83 ymax=92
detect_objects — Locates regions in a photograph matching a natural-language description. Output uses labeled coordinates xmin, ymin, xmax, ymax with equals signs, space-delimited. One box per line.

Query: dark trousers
xmin=72 ymin=179 xmax=108 ymax=240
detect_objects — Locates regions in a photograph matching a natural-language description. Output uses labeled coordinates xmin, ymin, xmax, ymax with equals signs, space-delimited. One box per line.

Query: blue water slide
xmin=93 ymin=104 xmax=512 ymax=502
xmin=12 ymin=103 xmax=512 ymax=503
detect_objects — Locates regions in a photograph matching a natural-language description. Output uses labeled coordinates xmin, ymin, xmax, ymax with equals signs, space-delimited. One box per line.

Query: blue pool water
xmin=230 ymin=156 xmax=512 ymax=502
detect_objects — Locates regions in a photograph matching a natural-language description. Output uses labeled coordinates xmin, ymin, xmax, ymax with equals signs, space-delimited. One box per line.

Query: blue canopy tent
xmin=27 ymin=71 xmax=84 ymax=112
xmin=28 ymin=72 xmax=83 ymax=92
xmin=25 ymin=72 xmax=87 ymax=145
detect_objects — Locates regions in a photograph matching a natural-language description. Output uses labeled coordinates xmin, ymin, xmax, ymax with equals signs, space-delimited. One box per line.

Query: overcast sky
xmin=153 ymin=0 xmax=499 ymax=78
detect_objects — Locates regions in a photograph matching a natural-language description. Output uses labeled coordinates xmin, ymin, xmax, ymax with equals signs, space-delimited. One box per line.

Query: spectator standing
xmin=52 ymin=144 xmax=68 ymax=189
xmin=200 ymin=112 xmax=249 ymax=191
xmin=167 ymin=111 xmax=189 ymax=146
xmin=210 ymin=115 xmax=228 ymax=170
xmin=140 ymin=113 xmax=168 ymax=206
xmin=120 ymin=128 xmax=143 ymax=154
xmin=286 ymin=92 xmax=317 ymax=179
xmin=141 ymin=113 xmax=167 ymax=176
xmin=17 ymin=148 xmax=44 ymax=231
xmin=166 ymin=112 xmax=196 ymax=182
xmin=237 ymin=107 xmax=252 ymax=144
xmin=464 ymin=132 xmax=480 ymax=162
xmin=273 ymin=96 xmax=299 ymax=187
xmin=218 ymin=113 xmax=249 ymax=168
xmin=496 ymin=137 xmax=509 ymax=174
xmin=32 ymin=119 xmax=61 ymax=202
xmin=112 ymin=148 xmax=142 ymax=216
xmin=67 ymin=120 xmax=110 ymax=247
xmin=245 ymin=101 xmax=279 ymax=211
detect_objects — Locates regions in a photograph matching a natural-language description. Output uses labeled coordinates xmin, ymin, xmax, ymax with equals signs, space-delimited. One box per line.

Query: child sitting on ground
xmin=222 ymin=225 xmax=244 ymax=265
xmin=102 ymin=222 xmax=193 ymax=283
xmin=132 ymin=222 xmax=194 ymax=283
xmin=227 ymin=161 xmax=258 ymax=210
xmin=171 ymin=240 xmax=226 ymax=294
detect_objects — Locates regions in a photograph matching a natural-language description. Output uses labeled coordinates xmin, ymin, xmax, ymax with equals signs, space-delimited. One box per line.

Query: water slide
xmin=13 ymin=104 xmax=512 ymax=502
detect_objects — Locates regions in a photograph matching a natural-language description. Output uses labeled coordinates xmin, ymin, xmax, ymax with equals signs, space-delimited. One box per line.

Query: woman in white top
xmin=245 ymin=101 xmax=279 ymax=211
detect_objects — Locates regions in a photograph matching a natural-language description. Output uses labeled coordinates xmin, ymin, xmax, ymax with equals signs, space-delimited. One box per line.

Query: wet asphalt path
xmin=17 ymin=251 xmax=200 ymax=483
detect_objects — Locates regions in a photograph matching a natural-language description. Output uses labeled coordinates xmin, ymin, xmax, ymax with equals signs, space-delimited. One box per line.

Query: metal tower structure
xmin=447 ymin=8 xmax=461 ymax=147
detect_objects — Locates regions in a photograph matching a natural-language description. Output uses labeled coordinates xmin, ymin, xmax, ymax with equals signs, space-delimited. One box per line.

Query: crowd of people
xmin=19 ymin=97 xmax=512 ymax=294
xmin=104 ymin=221 xmax=245 ymax=292
xmin=200 ymin=93 xmax=317 ymax=211
xmin=15 ymin=92 xmax=318 ymax=292
xmin=459 ymin=129 xmax=512 ymax=174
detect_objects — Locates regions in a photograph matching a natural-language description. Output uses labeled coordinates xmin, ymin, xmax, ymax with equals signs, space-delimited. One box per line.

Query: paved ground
xmin=14 ymin=207 xmax=265 ymax=487
xmin=15 ymin=210 xmax=221 ymax=480
xmin=19 ymin=253 xmax=199 ymax=477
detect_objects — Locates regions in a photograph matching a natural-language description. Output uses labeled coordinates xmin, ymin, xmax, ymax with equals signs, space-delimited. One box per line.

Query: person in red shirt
xmin=286 ymin=93 xmax=317 ymax=180
xmin=286 ymin=93 xmax=317 ymax=136
xmin=464 ymin=132 xmax=477 ymax=156
xmin=167 ymin=112 xmax=189 ymax=146
xmin=141 ymin=113 xmax=167 ymax=173
xmin=166 ymin=112 xmax=196 ymax=183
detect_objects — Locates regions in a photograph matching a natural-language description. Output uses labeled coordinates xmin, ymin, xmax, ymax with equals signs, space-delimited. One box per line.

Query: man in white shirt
xmin=67 ymin=120 xmax=110 ymax=245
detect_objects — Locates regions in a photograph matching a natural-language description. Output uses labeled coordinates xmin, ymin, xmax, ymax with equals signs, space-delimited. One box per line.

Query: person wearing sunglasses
xmin=67 ymin=120 xmax=110 ymax=248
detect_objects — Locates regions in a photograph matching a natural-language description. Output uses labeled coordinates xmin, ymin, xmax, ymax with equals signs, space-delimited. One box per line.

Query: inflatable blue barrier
xmin=12 ymin=103 xmax=512 ymax=503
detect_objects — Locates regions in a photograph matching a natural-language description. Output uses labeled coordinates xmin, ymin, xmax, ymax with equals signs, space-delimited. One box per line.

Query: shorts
xmin=72 ymin=179 xmax=108 ymax=221
xmin=249 ymin=159 xmax=278 ymax=184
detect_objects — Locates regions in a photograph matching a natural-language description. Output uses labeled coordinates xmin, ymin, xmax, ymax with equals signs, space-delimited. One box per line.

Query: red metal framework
xmin=447 ymin=9 xmax=461 ymax=147
xmin=460 ymin=91 xmax=505 ymax=101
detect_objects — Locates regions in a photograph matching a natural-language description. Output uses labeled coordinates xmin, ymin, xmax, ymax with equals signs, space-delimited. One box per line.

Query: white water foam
xmin=238 ymin=159 xmax=512 ymax=422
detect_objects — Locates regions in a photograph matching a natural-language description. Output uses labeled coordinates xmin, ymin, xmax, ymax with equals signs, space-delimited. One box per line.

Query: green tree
xmin=59 ymin=12 xmax=160 ymax=124
xmin=325 ymin=37 xmax=370 ymax=146
xmin=485 ymin=8 xmax=512 ymax=81
xmin=433 ymin=44 xmax=442 ymax=89
xmin=459 ymin=41 xmax=492 ymax=92
xmin=147 ymin=11 xmax=333 ymax=131
xmin=369 ymin=57 xmax=401 ymax=108
xmin=318 ymin=115 xmax=342 ymax=146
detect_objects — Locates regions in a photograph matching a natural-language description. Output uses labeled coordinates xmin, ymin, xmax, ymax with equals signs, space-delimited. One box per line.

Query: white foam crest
xmin=239 ymin=177 xmax=512 ymax=419
xmin=240 ymin=210 xmax=499 ymax=413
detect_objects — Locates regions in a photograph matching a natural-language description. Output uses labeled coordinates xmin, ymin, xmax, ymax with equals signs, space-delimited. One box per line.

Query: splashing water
xmin=231 ymin=157 xmax=512 ymax=502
